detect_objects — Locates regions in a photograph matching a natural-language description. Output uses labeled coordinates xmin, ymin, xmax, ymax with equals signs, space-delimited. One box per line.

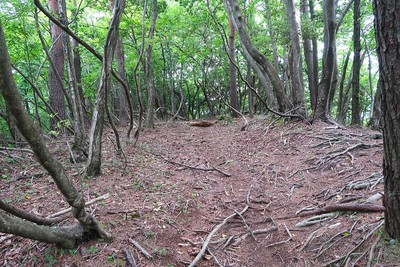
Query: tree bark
xmin=86 ymin=0 xmax=126 ymax=176
xmin=309 ymin=0 xmax=319 ymax=112
xmin=144 ymin=0 xmax=158 ymax=128
xmin=229 ymin=18 xmax=240 ymax=118
xmin=301 ymin=0 xmax=317 ymax=111
xmin=0 ymin=21 xmax=111 ymax=247
xmin=315 ymin=0 xmax=337 ymax=121
xmin=373 ymin=0 xmax=400 ymax=239
xmin=351 ymin=0 xmax=361 ymax=125
xmin=48 ymin=0 xmax=67 ymax=132
xmin=285 ymin=0 xmax=307 ymax=118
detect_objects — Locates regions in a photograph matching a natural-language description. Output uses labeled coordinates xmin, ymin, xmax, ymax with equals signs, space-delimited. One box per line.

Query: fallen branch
xmin=47 ymin=193 xmax=110 ymax=218
xmin=188 ymin=120 xmax=216 ymax=127
xmin=297 ymin=203 xmax=385 ymax=218
xmin=188 ymin=205 xmax=248 ymax=267
xmin=129 ymin=238 xmax=153 ymax=260
xmin=0 ymin=146 xmax=34 ymax=154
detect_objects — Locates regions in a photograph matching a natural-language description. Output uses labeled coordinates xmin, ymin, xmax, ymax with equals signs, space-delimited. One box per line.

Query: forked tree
xmin=0 ymin=21 xmax=111 ymax=248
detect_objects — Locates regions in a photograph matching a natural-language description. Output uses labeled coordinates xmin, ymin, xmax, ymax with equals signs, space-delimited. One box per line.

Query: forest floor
xmin=1 ymin=117 xmax=399 ymax=267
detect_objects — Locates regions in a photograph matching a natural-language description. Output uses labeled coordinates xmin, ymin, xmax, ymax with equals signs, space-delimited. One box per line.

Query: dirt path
xmin=1 ymin=118 xmax=395 ymax=266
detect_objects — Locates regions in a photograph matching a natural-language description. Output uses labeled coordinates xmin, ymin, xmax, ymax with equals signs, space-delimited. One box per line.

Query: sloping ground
xmin=1 ymin=118 xmax=397 ymax=266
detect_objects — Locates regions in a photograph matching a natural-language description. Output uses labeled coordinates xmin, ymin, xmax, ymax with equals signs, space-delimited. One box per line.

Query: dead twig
xmin=188 ymin=205 xmax=248 ymax=267
xmin=129 ymin=238 xmax=153 ymax=260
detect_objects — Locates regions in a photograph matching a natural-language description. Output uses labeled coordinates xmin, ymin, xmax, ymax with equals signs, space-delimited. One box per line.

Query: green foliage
xmin=0 ymin=0 xmax=381 ymax=130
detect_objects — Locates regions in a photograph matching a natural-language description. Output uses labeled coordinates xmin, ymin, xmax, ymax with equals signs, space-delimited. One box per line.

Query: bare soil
xmin=1 ymin=118 xmax=399 ymax=267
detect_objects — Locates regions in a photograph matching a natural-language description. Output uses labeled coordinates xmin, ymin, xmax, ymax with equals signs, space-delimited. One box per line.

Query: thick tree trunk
xmin=229 ymin=18 xmax=240 ymax=117
xmin=315 ymin=0 xmax=337 ymax=121
xmin=48 ymin=0 xmax=67 ymax=132
xmin=351 ymin=0 xmax=362 ymax=126
xmin=144 ymin=0 xmax=158 ymax=128
xmin=374 ymin=0 xmax=400 ymax=239
xmin=86 ymin=0 xmax=126 ymax=176
xmin=285 ymin=0 xmax=307 ymax=118
xmin=0 ymin=21 xmax=111 ymax=247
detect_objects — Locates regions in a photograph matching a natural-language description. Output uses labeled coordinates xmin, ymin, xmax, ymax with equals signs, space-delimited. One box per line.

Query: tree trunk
xmin=351 ymin=0 xmax=362 ymax=126
xmin=285 ymin=0 xmax=307 ymax=118
xmin=60 ymin=0 xmax=86 ymax=162
xmin=265 ymin=0 xmax=279 ymax=72
xmin=309 ymin=0 xmax=319 ymax=112
xmin=301 ymin=0 xmax=317 ymax=111
xmin=374 ymin=0 xmax=400 ymax=239
xmin=0 ymin=21 xmax=111 ymax=247
xmin=144 ymin=0 xmax=158 ymax=128
xmin=370 ymin=81 xmax=382 ymax=129
xmin=115 ymin=38 xmax=129 ymax=126
xmin=229 ymin=18 xmax=240 ymax=117
xmin=315 ymin=0 xmax=337 ymax=121
xmin=225 ymin=0 xmax=290 ymax=113
xmin=336 ymin=51 xmax=351 ymax=124
xmin=48 ymin=0 xmax=67 ymax=132
xmin=86 ymin=0 xmax=126 ymax=177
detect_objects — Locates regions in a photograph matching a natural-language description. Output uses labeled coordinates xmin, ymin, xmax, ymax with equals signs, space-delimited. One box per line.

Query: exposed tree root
xmin=297 ymin=203 xmax=385 ymax=218
xmin=156 ymin=154 xmax=231 ymax=177
xmin=188 ymin=205 xmax=249 ymax=267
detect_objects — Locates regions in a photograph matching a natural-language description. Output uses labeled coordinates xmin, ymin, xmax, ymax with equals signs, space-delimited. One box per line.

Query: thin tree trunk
xmin=351 ymin=0 xmax=361 ymax=125
xmin=265 ymin=0 xmax=279 ymax=72
xmin=336 ymin=51 xmax=351 ymax=124
xmin=225 ymin=0 xmax=290 ymax=113
xmin=229 ymin=18 xmax=240 ymax=117
xmin=60 ymin=0 xmax=86 ymax=162
xmin=86 ymin=0 xmax=126 ymax=177
xmin=285 ymin=0 xmax=307 ymax=118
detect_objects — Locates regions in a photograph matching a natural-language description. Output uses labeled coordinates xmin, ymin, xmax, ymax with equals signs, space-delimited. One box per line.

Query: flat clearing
xmin=2 ymin=118 xmax=397 ymax=266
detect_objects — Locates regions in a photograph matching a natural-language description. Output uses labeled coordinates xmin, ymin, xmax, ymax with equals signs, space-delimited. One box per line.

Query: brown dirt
xmin=1 ymin=118 xmax=398 ymax=266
